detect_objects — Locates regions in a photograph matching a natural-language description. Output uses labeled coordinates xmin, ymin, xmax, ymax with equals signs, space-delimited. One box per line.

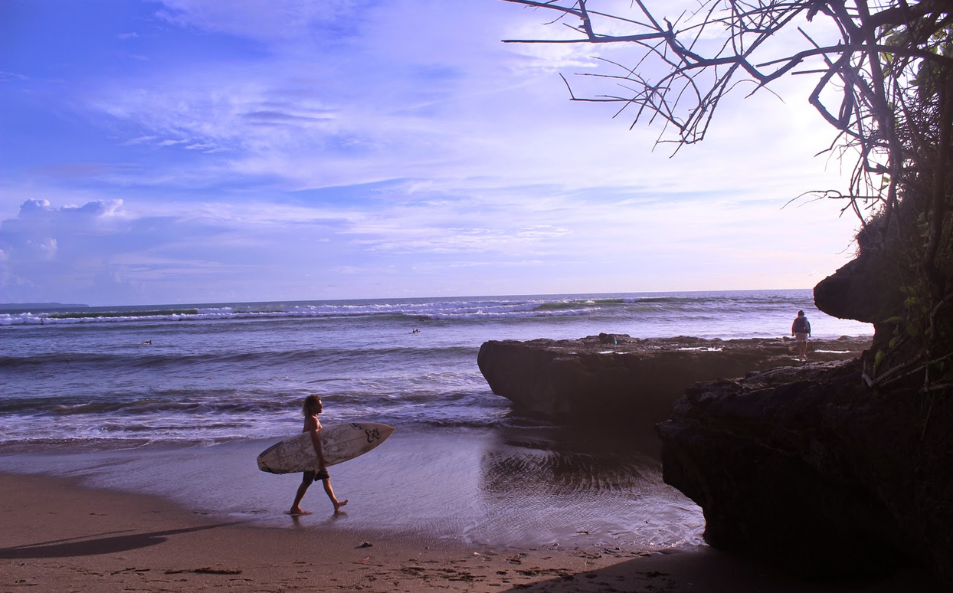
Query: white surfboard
xmin=257 ymin=422 xmax=395 ymax=474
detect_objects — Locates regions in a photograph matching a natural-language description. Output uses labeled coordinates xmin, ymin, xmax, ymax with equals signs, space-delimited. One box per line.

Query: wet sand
xmin=0 ymin=427 xmax=703 ymax=550
xmin=0 ymin=472 xmax=936 ymax=592
xmin=0 ymin=438 xmax=941 ymax=593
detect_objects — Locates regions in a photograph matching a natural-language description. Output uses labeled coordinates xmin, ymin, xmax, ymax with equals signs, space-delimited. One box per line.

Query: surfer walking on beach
xmin=792 ymin=310 xmax=812 ymax=362
xmin=290 ymin=394 xmax=348 ymax=515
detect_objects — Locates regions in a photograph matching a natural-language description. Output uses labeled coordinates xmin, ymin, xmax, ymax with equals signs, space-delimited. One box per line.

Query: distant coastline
xmin=0 ymin=303 xmax=89 ymax=310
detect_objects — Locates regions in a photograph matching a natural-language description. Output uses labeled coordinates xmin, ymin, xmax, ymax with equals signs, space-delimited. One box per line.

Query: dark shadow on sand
xmin=0 ymin=522 xmax=243 ymax=559
xmin=496 ymin=548 xmax=941 ymax=593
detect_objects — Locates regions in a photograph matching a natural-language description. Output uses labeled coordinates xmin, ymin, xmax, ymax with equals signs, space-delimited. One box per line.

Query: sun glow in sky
xmin=1 ymin=0 xmax=862 ymax=306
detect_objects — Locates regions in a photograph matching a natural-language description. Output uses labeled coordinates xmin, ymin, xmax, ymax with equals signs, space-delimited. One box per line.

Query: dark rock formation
xmin=657 ymin=357 xmax=952 ymax=588
xmin=651 ymin=212 xmax=953 ymax=590
xmin=478 ymin=335 xmax=869 ymax=425
xmin=814 ymin=237 xmax=905 ymax=327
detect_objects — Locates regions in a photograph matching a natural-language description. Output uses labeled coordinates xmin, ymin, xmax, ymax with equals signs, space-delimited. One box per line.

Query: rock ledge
xmin=478 ymin=334 xmax=870 ymax=424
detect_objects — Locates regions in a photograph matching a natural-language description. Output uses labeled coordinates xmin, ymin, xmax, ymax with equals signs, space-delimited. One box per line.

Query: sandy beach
xmin=0 ymin=472 xmax=938 ymax=593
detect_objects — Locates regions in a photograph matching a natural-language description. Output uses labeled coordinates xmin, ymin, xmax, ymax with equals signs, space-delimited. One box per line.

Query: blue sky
xmin=1 ymin=0 xmax=861 ymax=306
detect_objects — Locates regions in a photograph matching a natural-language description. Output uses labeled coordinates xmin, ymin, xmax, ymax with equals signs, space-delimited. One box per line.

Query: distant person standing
xmin=792 ymin=310 xmax=812 ymax=362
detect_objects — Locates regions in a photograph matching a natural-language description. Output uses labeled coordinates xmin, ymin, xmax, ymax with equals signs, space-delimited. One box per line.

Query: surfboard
xmin=257 ymin=422 xmax=395 ymax=474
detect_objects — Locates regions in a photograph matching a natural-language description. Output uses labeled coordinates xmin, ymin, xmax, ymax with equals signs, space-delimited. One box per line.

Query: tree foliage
xmin=502 ymin=0 xmax=953 ymax=394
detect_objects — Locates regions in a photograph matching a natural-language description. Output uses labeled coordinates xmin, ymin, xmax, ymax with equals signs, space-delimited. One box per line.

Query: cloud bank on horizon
xmin=1 ymin=0 xmax=861 ymax=306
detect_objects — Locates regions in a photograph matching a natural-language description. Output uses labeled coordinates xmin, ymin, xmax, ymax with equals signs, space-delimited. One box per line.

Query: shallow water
xmin=0 ymin=426 xmax=704 ymax=550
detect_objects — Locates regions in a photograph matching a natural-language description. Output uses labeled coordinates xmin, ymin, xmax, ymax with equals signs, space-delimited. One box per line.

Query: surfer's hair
xmin=302 ymin=394 xmax=322 ymax=416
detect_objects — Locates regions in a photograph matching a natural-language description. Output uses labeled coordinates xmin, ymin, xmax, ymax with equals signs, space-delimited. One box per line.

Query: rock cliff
xmin=652 ymin=240 xmax=952 ymax=588
xmin=656 ymin=358 xmax=952 ymax=587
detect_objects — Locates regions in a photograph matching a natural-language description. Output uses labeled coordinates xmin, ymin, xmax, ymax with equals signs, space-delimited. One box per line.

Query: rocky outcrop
xmin=814 ymin=239 xmax=905 ymax=326
xmin=656 ymin=358 xmax=952 ymax=588
xmin=480 ymin=328 xmax=951 ymax=586
xmin=478 ymin=335 xmax=869 ymax=424
xmin=652 ymin=230 xmax=952 ymax=588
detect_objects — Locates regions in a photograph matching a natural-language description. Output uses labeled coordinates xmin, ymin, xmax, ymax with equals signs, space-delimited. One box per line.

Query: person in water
xmin=290 ymin=394 xmax=348 ymax=515
xmin=791 ymin=310 xmax=812 ymax=362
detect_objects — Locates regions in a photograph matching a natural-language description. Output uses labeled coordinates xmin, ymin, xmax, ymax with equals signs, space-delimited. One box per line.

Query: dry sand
xmin=0 ymin=473 xmax=938 ymax=593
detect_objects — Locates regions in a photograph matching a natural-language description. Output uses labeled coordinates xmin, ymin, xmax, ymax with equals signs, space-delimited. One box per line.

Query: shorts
xmin=795 ymin=332 xmax=809 ymax=343
xmin=302 ymin=468 xmax=329 ymax=485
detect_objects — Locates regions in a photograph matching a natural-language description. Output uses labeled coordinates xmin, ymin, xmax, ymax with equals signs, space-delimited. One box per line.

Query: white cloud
xmin=30 ymin=237 xmax=58 ymax=259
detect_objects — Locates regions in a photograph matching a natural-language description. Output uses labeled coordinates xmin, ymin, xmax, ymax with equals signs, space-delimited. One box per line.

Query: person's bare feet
xmin=289 ymin=507 xmax=312 ymax=516
xmin=333 ymin=499 xmax=348 ymax=513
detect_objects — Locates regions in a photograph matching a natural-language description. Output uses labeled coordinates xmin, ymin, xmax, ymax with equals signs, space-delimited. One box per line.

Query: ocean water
xmin=0 ymin=290 xmax=871 ymax=449
xmin=0 ymin=290 xmax=872 ymax=548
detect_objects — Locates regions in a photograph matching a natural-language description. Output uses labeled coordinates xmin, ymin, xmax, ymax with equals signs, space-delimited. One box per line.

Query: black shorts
xmin=302 ymin=469 xmax=329 ymax=485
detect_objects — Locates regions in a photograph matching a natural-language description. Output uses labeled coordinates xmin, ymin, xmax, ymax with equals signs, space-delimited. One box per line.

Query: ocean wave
xmin=95 ymin=421 xmax=254 ymax=433
xmin=1 ymin=385 xmax=486 ymax=415
xmin=534 ymin=299 xmax=594 ymax=309
xmin=47 ymin=308 xmax=201 ymax=320
xmin=2 ymin=292 xmax=760 ymax=326
xmin=0 ymin=352 xmax=118 ymax=367
xmin=0 ymin=383 xmax=499 ymax=420
xmin=0 ymin=405 xmax=512 ymax=449
xmin=0 ymin=344 xmax=480 ymax=370
xmin=0 ymin=437 xmax=156 ymax=454
xmin=2 ymin=306 xmax=523 ymax=325
xmin=0 ymin=394 xmax=296 ymax=416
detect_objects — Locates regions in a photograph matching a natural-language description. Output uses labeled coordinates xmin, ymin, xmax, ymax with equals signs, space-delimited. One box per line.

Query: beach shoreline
xmin=0 ymin=471 xmax=939 ymax=593
xmin=0 ymin=427 xmax=703 ymax=550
